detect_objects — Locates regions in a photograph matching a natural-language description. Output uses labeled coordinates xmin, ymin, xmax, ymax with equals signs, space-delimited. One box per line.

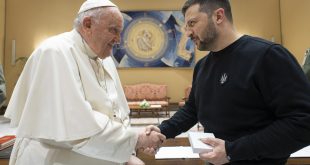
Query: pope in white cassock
xmin=4 ymin=0 xmax=166 ymax=164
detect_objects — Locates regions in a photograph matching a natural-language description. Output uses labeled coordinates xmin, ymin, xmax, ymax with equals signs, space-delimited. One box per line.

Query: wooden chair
xmin=178 ymin=85 xmax=192 ymax=107
xmin=178 ymin=85 xmax=202 ymax=130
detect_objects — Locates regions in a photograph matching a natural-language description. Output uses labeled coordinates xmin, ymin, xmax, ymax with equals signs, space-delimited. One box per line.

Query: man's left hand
xmin=199 ymin=138 xmax=229 ymax=165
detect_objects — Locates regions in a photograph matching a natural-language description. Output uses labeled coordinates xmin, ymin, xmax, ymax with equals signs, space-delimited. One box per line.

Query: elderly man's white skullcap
xmin=78 ymin=0 xmax=117 ymax=14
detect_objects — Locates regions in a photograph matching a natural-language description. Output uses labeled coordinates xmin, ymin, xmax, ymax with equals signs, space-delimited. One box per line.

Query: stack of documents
xmin=0 ymin=135 xmax=15 ymax=150
xmin=0 ymin=116 xmax=16 ymax=138
xmin=0 ymin=116 xmax=16 ymax=158
xmin=0 ymin=145 xmax=13 ymax=158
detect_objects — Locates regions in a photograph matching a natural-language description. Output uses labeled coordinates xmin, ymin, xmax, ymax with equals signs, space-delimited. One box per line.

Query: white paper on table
xmin=155 ymin=146 xmax=200 ymax=159
xmin=290 ymin=145 xmax=310 ymax=157
xmin=0 ymin=116 xmax=10 ymax=124
xmin=0 ymin=122 xmax=17 ymax=138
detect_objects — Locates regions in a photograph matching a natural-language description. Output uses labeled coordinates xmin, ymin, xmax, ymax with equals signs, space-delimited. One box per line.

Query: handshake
xmin=134 ymin=126 xmax=229 ymax=165
xmin=135 ymin=125 xmax=165 ymax=155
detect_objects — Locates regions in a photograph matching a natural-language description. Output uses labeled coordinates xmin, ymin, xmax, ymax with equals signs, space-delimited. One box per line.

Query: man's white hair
xmin=73 ymin=7 xmax=107 ymax=30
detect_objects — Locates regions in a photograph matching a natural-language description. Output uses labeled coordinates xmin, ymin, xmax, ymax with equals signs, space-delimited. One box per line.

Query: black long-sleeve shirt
xmin=159 ymin=35 xmax=310 ymax=165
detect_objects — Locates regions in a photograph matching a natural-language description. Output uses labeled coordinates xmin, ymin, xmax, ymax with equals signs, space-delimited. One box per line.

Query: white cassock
xmin=4 ymin=30 xmax=138 ymax=165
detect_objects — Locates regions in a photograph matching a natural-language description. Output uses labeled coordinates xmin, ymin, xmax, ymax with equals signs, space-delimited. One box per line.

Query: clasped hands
xmin=135 ymin=125 xmax=165 ymax=155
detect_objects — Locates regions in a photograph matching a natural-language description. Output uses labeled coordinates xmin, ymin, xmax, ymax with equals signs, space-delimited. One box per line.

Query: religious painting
xmin=112 ymin=11 xmax=195 ymax=68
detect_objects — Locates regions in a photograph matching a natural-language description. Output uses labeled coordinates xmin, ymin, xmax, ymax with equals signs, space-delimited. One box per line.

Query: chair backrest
xmin=124 ymin=83 xmax=167 ymax=101
xmin=184 ymin=85 xmax=192 ymax=100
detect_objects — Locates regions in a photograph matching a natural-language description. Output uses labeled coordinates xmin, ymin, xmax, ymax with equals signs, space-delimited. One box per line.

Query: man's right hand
xmin=140 ymin=125 xmax=164 ymax=155
xmin=136 ymin=130 xmax=166 ymax=151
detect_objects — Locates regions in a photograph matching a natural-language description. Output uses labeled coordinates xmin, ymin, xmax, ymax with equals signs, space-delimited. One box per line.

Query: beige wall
xmin=4 ymin=0 xmax=281 ymax=103
xmin=4 ymin=0 xmax=84 ymax=104
xmin=280 ymin=0 xmax=310 ymax=63
xmin=0 ymin=0 xmax=4 ymax=65
xmin=232 ymin=0 xmax=281 ymax=43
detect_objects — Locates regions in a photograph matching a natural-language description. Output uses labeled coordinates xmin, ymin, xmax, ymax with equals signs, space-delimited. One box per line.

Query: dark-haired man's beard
xmin=197 ymin=20 xmax=217 ymax=51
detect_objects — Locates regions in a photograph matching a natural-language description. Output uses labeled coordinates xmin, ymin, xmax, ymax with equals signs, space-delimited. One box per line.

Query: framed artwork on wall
xmin=112 ymin=11 xmax=195 ymax=68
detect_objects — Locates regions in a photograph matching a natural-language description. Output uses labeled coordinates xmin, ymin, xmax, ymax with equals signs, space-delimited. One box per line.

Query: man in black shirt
xmin=145 ymin=0 xmax=310 ymax=164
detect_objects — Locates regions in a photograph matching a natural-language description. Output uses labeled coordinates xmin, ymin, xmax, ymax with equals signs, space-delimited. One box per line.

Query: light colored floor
xmin=130 ymin=111 xmax=203 ymax=138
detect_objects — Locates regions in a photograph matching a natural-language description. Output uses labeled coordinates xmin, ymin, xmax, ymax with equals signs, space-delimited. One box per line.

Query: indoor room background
xmin=0 ymin=0 xmax=310 ymax=104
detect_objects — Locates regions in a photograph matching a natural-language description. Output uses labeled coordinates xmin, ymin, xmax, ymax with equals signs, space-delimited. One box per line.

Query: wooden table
xmin=129 ymin=104 xmax=162 ymax=117
xmin=0 ymin=159 xmax=8 ymax=165
xmin=137 ymin=137 xmax=310 ymax=165
xmin=1 ymin=138 xmax=309 ymax=165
